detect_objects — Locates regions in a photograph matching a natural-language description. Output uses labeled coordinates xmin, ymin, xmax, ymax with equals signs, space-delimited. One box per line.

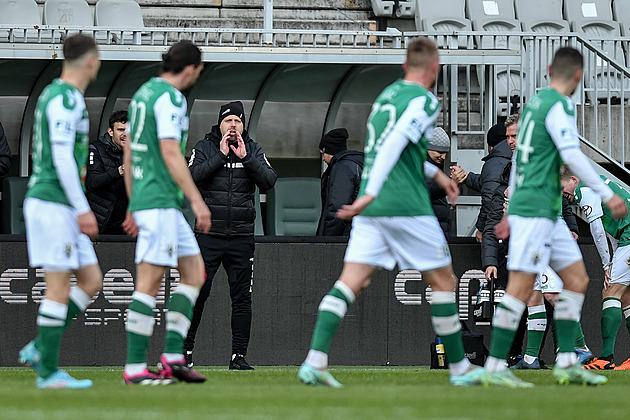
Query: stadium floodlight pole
xmin=263 ymin=0 xmax=273 ymax=44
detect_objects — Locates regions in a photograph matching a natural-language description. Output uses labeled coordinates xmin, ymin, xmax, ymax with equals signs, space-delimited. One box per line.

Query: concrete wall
xmin=0 ymin=239 xmax=623 ymax=367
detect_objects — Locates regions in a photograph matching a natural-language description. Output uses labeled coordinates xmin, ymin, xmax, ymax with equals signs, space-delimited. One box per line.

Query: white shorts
xmin=344 ymin=215 xmax=451 ymax=271
xmin=133 ymin=208 xmax=200 ymax=267
xmin=534 ymin=266 xmax=564 ymax=293
xmin=610 ymin=245 xmax=630 ymax=286
xmin=23 ymin=198 xmax=97 ymax=271
xmin=507 ymin=215 xmax=582 ymax=274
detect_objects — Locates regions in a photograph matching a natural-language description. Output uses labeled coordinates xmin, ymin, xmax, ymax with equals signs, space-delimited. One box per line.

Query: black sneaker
xmin=229 ymin=353 xmax=254 ymax=370
xmin=184 ymin=350 xmax=193 ymax=368
xmin=158 ymin=355 xmax=206 ymax=383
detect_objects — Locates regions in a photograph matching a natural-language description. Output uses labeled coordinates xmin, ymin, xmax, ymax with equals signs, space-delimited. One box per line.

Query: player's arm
xmin=160 ymin=140 xmax=210 ymax=232
xmin=425 ymin=161 xmax=458 ymax=205
xmin=579 ymin=187 xmax=612 ymax=275
xmin=546 ymin=103 xmax=626 ymax=218
xmin=47 ymin=96 xmax=98 ymax=238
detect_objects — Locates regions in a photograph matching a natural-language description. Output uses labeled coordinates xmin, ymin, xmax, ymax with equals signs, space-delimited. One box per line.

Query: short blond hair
xmin=406 ymin=38 xmax=438 ymax=70
xmin=505 ymin=114 xmax=520 ymax=129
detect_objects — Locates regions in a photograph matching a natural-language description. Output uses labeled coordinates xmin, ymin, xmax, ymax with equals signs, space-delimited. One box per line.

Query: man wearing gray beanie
xmin=426 ymin=127 xmax=453 ymax=237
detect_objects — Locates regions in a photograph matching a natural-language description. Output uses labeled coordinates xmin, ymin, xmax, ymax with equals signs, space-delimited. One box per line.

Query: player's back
xmin=27 ymin=79 xmax=89 ymax=207
xmin=359 ymin=79 xmax=439 ymax=217
xmin=127 ymin=77 xmax=188 ymax=212
xmin=509 ymin=88 xmax=576 ymax=220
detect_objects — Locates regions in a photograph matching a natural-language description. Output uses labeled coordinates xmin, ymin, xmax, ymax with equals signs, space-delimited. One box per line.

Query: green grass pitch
xmin=0 ymin=366 xmax=627 ymax=419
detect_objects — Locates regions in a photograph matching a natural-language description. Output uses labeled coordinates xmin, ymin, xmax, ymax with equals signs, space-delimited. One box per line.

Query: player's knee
xmin=543 ymin=292 xmax=559 ymax=307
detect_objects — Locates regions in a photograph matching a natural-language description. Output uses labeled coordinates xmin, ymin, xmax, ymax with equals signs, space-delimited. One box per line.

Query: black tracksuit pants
xmin=184 ymin=234 xmax=254 ymax=356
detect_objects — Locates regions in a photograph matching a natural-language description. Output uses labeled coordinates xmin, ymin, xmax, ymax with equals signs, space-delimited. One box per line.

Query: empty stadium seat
xmin=0 ymin=0 xmax=41 ymax=41
xmin=95 ymin=0 xmax=146 ymax=44
xmin=266 ymin=178 xmax=321 ymax=236
xmin=564 ymin=0 xmax=625 ymax=101
xmin=44 ymin=0 xmax=92 ymax=26
xmin=466 ymin=0 xmax=524 ymax=100
xmin=2 ymin=177 xmax=29 ymax=234
xmin=515 ymin=0 xmax=570 ymax=33
xmin=613 ymin=0 xmax=630 ymax=36
xmin=415 ymin=0 xmax=472 ymax=48
xmin=371 ymin=0 xmax=414 ymax=18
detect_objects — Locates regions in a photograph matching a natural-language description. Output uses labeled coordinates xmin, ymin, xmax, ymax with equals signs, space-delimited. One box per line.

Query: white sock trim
xmin=132 ymin=291 xmax=156 ymax=309
xmin=431 ymin=291 xmax=456 ymax=305
xmin=166 ymin=310 xmax=192 ymax=338
xmin=527 ymin=304 xmax=546 ymax=316
xmin=555 ymin=290 xmax=584 ymax=322
xmin=556 ymin=351 xmax=578 ymax=369
xmin=603 ymin=298 xmax=622 ymax=310
xmin=527 ymin=318 xmax=547 ymax=332
xmin=126 ymin=309 xmax=156 ymax=336
xmin=39 ymin=299 xmax=68 ymax=320
xmin=69 ymin=286 xmax=92 ymax=312
xmin=173 ymin=284 xmax=200 ymax=306
xmin=334 ymin=281 xmax=356 ymax=304
xmin=623 ymin=305 xmax=630 ymax=319
xmin=449 ymin=358 xmax=471 ymax=376
xmin=124 ymin=363 xmax=147 ymax=376
xmin=492 ymin=294 xmax=526 ymax=331
xmin=431 ymin=314 xmax=461 ymax=336
xmin=37 ymin=316 xmax=65 ymax=327
xmin=499 ymin=294 xmax=527 ymax=313
xmin=318 ymin=295 xmax=348 ymax=318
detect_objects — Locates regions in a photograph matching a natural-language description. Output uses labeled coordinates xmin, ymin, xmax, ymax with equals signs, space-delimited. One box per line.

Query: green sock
xmin=488 ymin=294 xmax=526 ymax=361
xmin=430 ymin=292 xmax=465 ymax=364
xmin=555 ymin=290 xmax=584 ymax=354
xmin=310 ymin=282 xmax=354 ymax=353
xmin=601 ymin=297 xmax=622 ymax=358
xmin=164 ymin=285 xmax=198 ymax=355
xmin=35 ymin=299 xmax=68 ymax=379
xmin=125 ymin=293 xmax=155 ymax=365
xmin=525 ymin=305 xmax=546 ymax=358
xmin=575 ymin=322 xmax=586 ymax=348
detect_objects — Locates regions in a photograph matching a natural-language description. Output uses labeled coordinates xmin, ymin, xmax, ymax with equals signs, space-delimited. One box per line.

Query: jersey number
xmin=128 ymin=100 xmax=146 ymax=145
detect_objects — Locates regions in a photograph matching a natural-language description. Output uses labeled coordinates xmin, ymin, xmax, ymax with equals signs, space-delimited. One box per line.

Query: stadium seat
xmin=564 ymin=0 xmax=625 ymax=101
xmin=2 ymin=177 xmax=29 ymax=234
xmin=465 ymin=0 xmax=524 ymax=101
xmin=43 ymin=0 xmax=92 ymax=26
xmin=515 ymin=0 xmax=570 ymax=33
xmin=415 ymin=0 xmax=472 ymax=48
xmin=0 ymin=0 xmax=41 ymax=41
xmin=371 ymin=0 xmax=414 ymax=18
xmin=265 ymin=177 xmax=321 ymax=236
xmin=613 ymin=0 xmax=630 ymax=36
xmin=95 ymin=0 xmax=150 ymax=44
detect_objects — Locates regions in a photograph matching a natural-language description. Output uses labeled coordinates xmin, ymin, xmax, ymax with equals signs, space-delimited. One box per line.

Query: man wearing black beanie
xmin=186 ymin=100 xmax=277 ymax=370
xmin=316 ymin=128 xmax=364 ymax=236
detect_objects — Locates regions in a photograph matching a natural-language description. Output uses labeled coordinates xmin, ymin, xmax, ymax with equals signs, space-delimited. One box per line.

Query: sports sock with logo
xmin=35 ymin=299 xmax=68 ymax=379
xmin=486 ymin=294 xmax=526 ymax=373
xmin=125 ymin=292 xmax=156 ymax=367
xmin=430 ymin=291 xmax=467 ymax=371
xmin=525 ymin=304 xmax=546 ymax=359
xmin=164 ymin=284 xmax=199 ymax=357
xmin=306 ymin=281 xmax=355 ymax=369
xmin=555 ymin=290 xmax=584 ymax=368
xmin=601 ymin=297 xmax=622 ymax=358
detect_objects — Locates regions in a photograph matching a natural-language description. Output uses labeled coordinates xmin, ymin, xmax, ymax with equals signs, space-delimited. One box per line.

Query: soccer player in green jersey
xmin=561 ymin=168 xmax=630 ymax=371
xmin=484 ymin=47 xmax=628 ymax=387
xmin=122 ymin=41 xmax=211 ymax=385
xmin=19 ymin=34 xmax=102 ymax=389
xmin=297 ymin=38 xmax=484 ymax=388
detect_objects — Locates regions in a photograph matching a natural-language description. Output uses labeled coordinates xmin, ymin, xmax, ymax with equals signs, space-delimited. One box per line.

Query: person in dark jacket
xmin=85 ymin=110 xmax=127 ymax=234
xmin=186 ymin=101 xmax=277 ymax=370
xmin=316 ymin=128 xmax=364 ymax=236
xmin=425 ymin=127 xmax=453 ymax=237
xmin=0 ymin=121 xmax=12 ymax=178
xmin=451 ymin=115 xmax=518 ymax=242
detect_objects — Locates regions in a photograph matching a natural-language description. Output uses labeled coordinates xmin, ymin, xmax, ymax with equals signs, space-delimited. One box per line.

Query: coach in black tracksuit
xmin=186 ymin=101 xmax=277 ymax=370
